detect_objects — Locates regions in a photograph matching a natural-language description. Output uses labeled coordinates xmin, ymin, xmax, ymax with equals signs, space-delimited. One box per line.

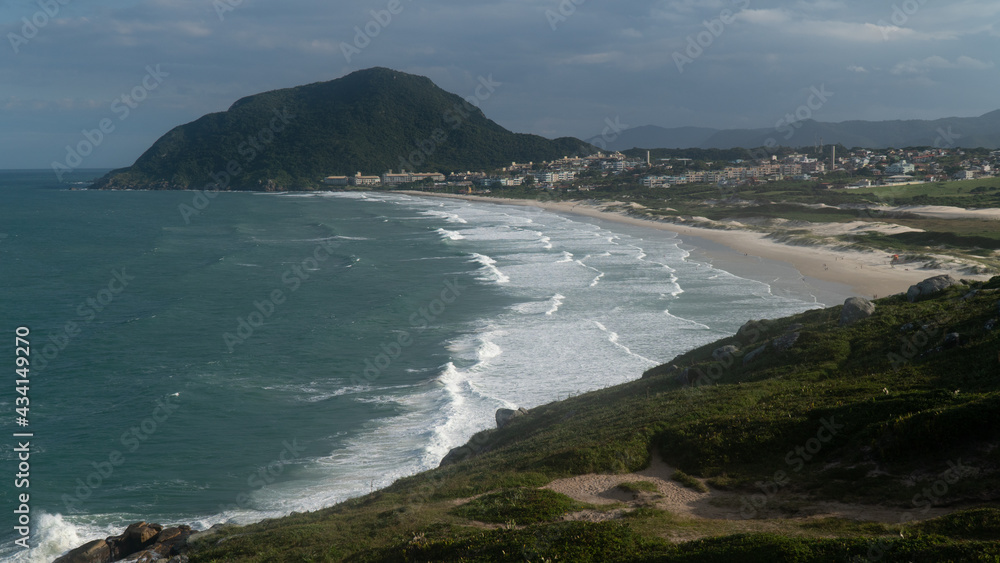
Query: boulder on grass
xmin=907 ymin=275 xmax=960 ymax=302
xmin=840 ymin=297 xmax=876 ymax=326
xmin=496 ymin=407 xmax=529 ymax=429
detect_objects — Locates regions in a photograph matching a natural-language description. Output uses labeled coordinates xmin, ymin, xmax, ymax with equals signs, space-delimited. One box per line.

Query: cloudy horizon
xmin=1 ymin=0 xmax=997 ymax=170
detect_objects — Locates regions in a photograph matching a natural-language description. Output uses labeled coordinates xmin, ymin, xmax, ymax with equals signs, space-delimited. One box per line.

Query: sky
xmin=1 ymin=0 xmax=998 ymax=170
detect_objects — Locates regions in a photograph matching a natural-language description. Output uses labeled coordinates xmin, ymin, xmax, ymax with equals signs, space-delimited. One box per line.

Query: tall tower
xmin=831 ymin=145 xmax=836 ymax=171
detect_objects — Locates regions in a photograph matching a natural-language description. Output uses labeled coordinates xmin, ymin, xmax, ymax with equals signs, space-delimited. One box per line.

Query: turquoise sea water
xmin=0 ymin=171 xmax=819 ymax=561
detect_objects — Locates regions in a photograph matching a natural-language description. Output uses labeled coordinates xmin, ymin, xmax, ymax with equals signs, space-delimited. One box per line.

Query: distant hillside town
xmin=325 ymin=146 xmax=1000 ymax=192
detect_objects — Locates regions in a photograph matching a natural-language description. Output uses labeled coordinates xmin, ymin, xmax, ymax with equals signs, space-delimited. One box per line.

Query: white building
xmin=886 ymin=160 xmax=915 ymax=175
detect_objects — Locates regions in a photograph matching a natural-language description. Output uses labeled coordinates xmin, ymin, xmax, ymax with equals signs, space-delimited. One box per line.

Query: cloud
xmin=847 ymin=65 xmax=868 ymax=73
xmin=738 ymin=9 xmax=793 ymax=26
xmin=562 ymin=52 xmax=623 ymax=65
xmin=891 ymin=55 xmax=995 ymax=75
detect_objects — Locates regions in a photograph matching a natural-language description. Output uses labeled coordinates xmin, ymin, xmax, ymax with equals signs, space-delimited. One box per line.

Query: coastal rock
xmin=440 ymin=446 xmax=468 ymax=467
xmin=712 ymin=346 xmax=738 ymax=362
xmin=680 ymin=367 xmax=705 ymax=386
xmin=773 ymin=332 xmax=800 ymax=352
xmin=736 ymin=320 xmax=770 ymax=346
xmin=643 ymin=363 xmax=678 ymax=380
xmin=743 ymin=345 xmax=767 ymax=366
xmin=944 ymin=333 xmax=961 ymax=349
xmin=840 ymin=297 xmax=876 ymax=326
xmin=907 ymin=275 xmax=960 ymax=302
xmin=496 ymin=407 xmax=529 ymax=429
xmin=55 ymin=523 xmax=193 ymax=563
xmin=53 ymin=539 xmax=112 ymax=563
xmin=110 ymin=522 xmax=162 ymax=560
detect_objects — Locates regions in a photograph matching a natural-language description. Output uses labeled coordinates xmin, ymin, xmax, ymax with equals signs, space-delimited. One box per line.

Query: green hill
xmin=92 ymin=68 xmax=594 ymax=191
xmin=60 ymin=277 xmax=1000 ymax=562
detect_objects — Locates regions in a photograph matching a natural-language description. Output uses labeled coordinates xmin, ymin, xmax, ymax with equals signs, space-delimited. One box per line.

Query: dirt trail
xmin=542 ymin=453 xmax=954 ymax=524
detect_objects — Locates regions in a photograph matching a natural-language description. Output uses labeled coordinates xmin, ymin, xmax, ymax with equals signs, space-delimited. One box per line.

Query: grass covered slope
xmin=93 ymin=68 xmax=593 ymax=191
xmin=186 ymin=277 xmax=1000 ymax=562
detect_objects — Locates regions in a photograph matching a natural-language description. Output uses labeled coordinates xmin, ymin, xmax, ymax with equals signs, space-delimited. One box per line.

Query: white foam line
xmin=662 ymin=310 xmax=713 ymax=330
xmin=574 ymin=258 xmax=605 ymax=288
xmin=435 ymin=228 xmax=465 ymax=241
xmin=470 ymin=253 xmax=510 ymax=284
xmin=592 ymin=321 xmax=657 ymax=365
xmin=545 ymin=294 xmax=566 ymax=316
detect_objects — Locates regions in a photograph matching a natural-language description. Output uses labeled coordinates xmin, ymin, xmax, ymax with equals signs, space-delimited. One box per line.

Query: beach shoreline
xmin=394 ymin=191 xmax=989 ymax=306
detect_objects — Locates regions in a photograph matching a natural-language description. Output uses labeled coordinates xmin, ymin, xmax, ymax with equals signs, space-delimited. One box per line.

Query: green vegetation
xmin=451 ymin=488 xmax=586 ymax=525
xmin=183 ymin=276 xmax=1000 ymax=561
xmin=93 ymin=68 xmax=593 ymax=190
xmin=671 ymin=471 xmax=710 ymax=494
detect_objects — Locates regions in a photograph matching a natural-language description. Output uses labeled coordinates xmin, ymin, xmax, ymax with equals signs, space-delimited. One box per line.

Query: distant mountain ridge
xmin=94 ymin=68 xmax=594 ymax=191
xmin=597 ymin=110 xmax=1000 ymax=151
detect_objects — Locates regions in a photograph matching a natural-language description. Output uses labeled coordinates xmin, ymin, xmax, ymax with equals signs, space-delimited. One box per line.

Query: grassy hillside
xmin=182 ymin=277 xmax=1000 ymax=562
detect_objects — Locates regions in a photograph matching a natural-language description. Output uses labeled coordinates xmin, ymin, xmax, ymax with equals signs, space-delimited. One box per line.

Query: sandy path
xmin=895 ymin=205 xmax=1000 ymax=221
xmin=542 ymin=453 xmax=954 ymax=527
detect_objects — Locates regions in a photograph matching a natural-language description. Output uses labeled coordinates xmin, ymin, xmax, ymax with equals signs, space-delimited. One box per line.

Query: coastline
xmin=394 ymin=191 xmax=987 ymax=306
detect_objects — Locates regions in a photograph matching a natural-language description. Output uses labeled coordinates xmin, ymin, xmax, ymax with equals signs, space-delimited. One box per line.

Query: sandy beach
xmin=395 ymin=191 xmax=993 ymax=306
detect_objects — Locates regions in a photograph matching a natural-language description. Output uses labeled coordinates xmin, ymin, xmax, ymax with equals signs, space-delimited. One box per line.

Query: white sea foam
xmin=435 ymin=228 xmax=466 ymax=241
xmin=470 ymin=253 xmax=510 ymax=284
xmin=545 ymin=294 xmax=566 ymax=316
xmin=420 ymin=209 xmax=468 ymax=224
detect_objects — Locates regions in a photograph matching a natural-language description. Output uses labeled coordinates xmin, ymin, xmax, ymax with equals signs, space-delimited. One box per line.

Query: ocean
xmin=0 ymin=170 xmax=820 ymax=561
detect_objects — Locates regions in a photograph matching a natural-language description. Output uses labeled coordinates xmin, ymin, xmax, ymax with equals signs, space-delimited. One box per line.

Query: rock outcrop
xmin=712 ymin=345 xmax=738 ymax=361
xmin=840 ymin=297 xmax=876 ymax=326
xmin=496 ymin=407 xmax=529 ymax=429
xmin=54 ymin=522 xmax=193 ymax=563
xmin=907 ymin=275 xmax=960 ymax=302
xmin=743 ymin=345 xmax=767 ymax=365
xmin=773 ymin=332 xmax=800 ymax=352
